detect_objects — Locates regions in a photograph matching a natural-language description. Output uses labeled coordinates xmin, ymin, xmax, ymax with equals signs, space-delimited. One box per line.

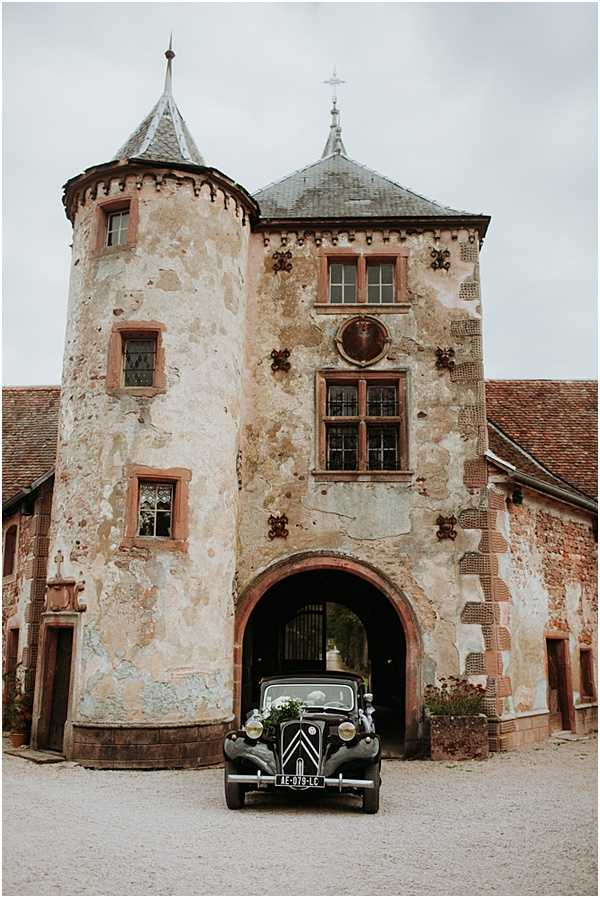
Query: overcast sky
xmin=2 ymin=1 xmax=597 ymax=385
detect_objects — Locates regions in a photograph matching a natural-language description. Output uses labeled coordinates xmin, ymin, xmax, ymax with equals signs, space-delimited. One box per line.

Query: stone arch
xmin=234 ymin=551 xmax=423 ymax=753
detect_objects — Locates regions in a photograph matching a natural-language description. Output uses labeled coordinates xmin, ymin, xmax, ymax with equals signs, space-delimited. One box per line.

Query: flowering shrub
xmin=424 ymin=677 xmax=486 ymax=716
xmin=260 ymin=697 xmax=305 ymax=730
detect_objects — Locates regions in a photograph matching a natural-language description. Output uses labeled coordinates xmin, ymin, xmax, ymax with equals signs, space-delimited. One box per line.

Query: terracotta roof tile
xmin=2 ymin=387 xmax=61 ymax=504
xmin=486 ymin=380 xmax=597 ymax=499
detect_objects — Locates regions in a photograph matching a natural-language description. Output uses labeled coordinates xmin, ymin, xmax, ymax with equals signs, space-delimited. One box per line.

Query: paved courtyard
xmin=2 ymin=736 xmax=597 ymax=896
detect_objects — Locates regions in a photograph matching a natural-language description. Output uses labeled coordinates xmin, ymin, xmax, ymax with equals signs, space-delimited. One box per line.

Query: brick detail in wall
xmin=450 ymin=318 xmax=481 ymax=337
xmin=465 ymin=652 xmax=486 ymax=675
xmin=459 ymin=241 xmax=479 ymax=263
xmin=464 ymin=459 xmax=488 ymax=489
xmin=450 ymin=362 xmax=482 ymax=384
xmin=458 ymin=487 xmax=513 ymax=730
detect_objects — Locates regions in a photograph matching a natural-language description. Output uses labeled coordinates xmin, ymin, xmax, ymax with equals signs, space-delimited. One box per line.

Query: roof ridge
xmin=487 ymin=378 xmax=597 ymax=384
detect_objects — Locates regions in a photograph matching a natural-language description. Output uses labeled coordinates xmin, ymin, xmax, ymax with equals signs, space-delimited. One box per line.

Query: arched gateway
xmin=234 ymin=554 xmax=422 ymax=756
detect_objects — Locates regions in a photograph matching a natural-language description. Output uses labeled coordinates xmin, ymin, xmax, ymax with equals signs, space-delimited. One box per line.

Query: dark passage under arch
xmin=241 ymin=569 xmax=406 ymax=755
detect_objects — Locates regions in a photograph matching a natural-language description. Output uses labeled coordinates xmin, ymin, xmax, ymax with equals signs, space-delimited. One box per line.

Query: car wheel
xmin=362 ymin=761 xmax=380 ymax=814
xmin=224 ymin=759 xmax=245 ymax=809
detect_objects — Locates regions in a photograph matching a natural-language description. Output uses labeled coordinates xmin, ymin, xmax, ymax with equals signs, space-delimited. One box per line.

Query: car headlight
xmin=244 ymin=718 xmax=264 ymax=740
xmin=338 ymin=721 xmax=356 ymax=742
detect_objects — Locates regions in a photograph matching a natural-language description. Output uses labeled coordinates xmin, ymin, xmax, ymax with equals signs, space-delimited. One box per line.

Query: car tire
xmin=224 ymin=759 xmax=245 ymax=809
xmin=362 ymin=761 xmax=380 ymax=814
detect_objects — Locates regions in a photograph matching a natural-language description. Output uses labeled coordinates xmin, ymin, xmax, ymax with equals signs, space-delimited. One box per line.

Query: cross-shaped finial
xmin=323 ymin=66 xmax=346 ymax=103
xmin=54 ymin=550 xmax=64 ymax=580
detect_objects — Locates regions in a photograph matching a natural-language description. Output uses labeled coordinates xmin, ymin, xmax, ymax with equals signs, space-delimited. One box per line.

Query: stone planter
xmin=429 ymin=715 xmax=489 ymax=761
xmin=9 ymin=731 xmax=27 ymax=749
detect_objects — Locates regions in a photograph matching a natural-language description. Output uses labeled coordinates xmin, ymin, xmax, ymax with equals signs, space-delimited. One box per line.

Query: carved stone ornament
xmin=335 ymin=316 xmax=391 ymax=367
xmin=45 ymin=550 xmax=86 ymax=612
xmin=436 ymin=515 xmax=458 ymax=541
xmin=435 ymin=346 xmax=456 ymax=372
xmin=270 ymin=348 xmax=291 ymax=372
xmin=268 ymin=514 xmax=289 ymax=540
xmin=272 ymin=250 xmax=293 ymax=273
xmin=431 ymin=248 xmax=451 ymax=271
xmin=45 ymin=580 xmax=87 ymax=613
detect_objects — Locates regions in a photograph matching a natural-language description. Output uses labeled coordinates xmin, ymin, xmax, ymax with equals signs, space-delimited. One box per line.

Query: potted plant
xmin=3 ymin=671 xmax=33 ymax=748
xmin=425 ymin=676 xmax=488 ymax=761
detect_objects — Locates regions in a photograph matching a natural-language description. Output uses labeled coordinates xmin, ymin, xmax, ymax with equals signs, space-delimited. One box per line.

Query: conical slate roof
xmin=115 ymin=44 xmax=204 ymax=167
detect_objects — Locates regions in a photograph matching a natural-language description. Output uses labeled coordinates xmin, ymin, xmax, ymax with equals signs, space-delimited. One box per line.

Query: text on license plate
xmin=275 ymin=774 xmax=325 ymax=788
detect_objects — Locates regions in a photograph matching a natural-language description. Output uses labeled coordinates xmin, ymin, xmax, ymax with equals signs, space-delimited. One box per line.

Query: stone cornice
xmin=62 ymin=158 xmax=259 ymax=226
xmin=256 ymin=216 xmax=490 ymax=248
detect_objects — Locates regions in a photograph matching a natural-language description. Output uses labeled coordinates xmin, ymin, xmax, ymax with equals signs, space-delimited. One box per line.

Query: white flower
xmin=271 ymin=695 xmax=292 ymax=709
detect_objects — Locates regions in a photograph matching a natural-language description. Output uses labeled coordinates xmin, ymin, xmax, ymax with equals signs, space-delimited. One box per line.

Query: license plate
xmin=275 ymin=774 xmax=325 ymax=789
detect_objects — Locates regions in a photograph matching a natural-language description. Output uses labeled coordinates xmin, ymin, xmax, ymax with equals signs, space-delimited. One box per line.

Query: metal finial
xmin=323 ymin=66 xmax=346 ymax=103
xmin=164 ymin=34 xmax=174 ymax=95
xmin=321 ymin=66 xmax=347 ymax=158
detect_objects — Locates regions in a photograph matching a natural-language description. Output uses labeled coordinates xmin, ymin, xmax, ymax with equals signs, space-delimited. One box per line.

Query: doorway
xmin=546 ymin=637 xmax=571 ymax=733
xmin=241 ymin=568 xmax=406 ymax=755
xmin=38 ymin=627 xmax=74 ymax=753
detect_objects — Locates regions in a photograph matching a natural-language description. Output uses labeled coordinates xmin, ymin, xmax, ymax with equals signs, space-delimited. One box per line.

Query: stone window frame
xmin=315 ymin=248 xmax=409 ymax=314
xmin=313 ymin=370 xmax=412 ymax=482
xmin=2 ymin=521 xmax=18 ymax=581
xmin=121 ymin=464 xmax=191 ymax=553
xmin=106 ymin=321 xmax=167 ymax=398
xmin=93 ymin=194 xmax=139 ymax=256
xmin=579 ymin=647 xmax=596 ymax=703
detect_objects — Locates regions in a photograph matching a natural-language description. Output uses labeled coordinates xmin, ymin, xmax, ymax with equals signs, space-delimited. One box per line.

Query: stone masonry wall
xmin=237 ymin=227 xmax=487 ymax=704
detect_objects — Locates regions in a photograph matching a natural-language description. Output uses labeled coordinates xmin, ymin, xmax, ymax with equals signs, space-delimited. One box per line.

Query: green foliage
xmin=2 ymin=667 xmax=33 ymax=732
xmin=327 ymin=603 xmax=369 ymax=677
xmin=424 ymin=676 xmax=486 ymax=717
xmin=260 ymin=697 xmax=305 ymax=730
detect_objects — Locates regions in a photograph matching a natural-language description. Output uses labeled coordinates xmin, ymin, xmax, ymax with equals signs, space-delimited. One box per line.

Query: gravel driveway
xmin=3 ymin=736 xmax=596 ymax=896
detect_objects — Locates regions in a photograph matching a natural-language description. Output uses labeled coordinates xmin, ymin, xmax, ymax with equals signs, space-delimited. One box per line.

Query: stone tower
xmin=33 ymin=47 xmax=256 ymax=765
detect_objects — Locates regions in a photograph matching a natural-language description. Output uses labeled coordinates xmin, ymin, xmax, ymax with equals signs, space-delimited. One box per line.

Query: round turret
xmin=35 ymin=48 xmax=257 ymax=767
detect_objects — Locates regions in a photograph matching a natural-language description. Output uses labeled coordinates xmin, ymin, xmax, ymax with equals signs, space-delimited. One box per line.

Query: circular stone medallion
xmin=336 ymin=316 xmax=391 ymax=367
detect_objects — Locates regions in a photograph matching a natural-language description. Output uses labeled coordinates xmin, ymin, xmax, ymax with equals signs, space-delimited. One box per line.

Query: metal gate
xmin=282 ymin=603 xmax=326 ymax=672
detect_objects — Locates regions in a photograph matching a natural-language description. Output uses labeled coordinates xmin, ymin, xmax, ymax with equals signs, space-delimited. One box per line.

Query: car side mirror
xmin=364 ymin=693 xmax=373 ymax=704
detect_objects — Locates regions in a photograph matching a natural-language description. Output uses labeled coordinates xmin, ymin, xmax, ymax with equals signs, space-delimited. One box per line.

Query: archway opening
xmin=241 ymin=569 xmax=406 ymax=756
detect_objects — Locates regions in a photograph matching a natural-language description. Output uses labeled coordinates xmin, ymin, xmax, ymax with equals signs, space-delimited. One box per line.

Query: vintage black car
xmin=223 ymin=672 xmax=381 ymax=813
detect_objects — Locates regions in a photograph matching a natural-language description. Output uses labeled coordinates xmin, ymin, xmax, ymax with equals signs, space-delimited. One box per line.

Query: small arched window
xmin=3 ymin=525 xmax=17 ymax=578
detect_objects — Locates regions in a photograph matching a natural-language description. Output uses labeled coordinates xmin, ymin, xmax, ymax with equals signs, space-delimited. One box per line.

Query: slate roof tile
xmin=253 ymin=153 xmax=484 ymax=221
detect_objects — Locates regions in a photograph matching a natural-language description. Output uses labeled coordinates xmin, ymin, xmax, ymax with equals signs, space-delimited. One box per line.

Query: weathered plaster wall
xmin=499 ymin=485 xmax=597 ymax=718
xmin=48 ymin=173 xmax=250 ymax=724
xmin=238 ymin=229 xmax=487 ymax=689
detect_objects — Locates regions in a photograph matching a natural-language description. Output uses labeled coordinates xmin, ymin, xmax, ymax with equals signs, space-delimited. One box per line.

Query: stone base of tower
xmin=68 ymin=718 xmax=233 ymax=769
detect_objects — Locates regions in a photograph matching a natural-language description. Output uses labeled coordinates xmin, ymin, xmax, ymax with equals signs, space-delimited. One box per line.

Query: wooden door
xmin=42 ymin=628 xmax=73 ymax=752
xmin=547 ymin=639 xmax=570 ymax=732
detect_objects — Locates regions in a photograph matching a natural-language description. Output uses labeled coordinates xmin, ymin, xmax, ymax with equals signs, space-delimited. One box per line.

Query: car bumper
xmin=227 ymin=771 xmax=376 ymax=790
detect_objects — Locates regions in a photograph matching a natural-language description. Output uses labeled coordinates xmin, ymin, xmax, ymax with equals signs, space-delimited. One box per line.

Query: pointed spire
xmin=163 ymin=33 xmax=174 ymax=97
xmin=115 ymin=39 xmax=205 ymax=167
xmin=322 ymin=68 xmax=347 ymax=158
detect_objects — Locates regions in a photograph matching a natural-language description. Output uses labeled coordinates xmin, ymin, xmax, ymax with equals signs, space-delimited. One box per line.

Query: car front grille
xmin=280 ymin=719 xmax=323 ymax=776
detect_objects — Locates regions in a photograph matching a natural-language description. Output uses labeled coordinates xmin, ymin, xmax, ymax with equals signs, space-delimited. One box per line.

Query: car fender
xmin=223 ymin=735 xmax=278 ymax=776
xmin=322 ymin=735 xmax=381 ymax=778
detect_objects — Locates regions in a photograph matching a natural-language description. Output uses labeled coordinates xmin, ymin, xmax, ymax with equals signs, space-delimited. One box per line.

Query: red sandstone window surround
xmin=94 ymin=195 xmax=139 ymax=254
xmin=316 ymin=249 xmax=409 ymax=312
xmin=122 ymin=465 xmax=191 ymax=552
xmin=106 ymin=321 xmax=166 ymax=398
xmin=579 ymin=648 xmax=595 ymax=702
xmin=3 ymin=524 xmax=18 ymax=579
xmin=314 ymin=371 xmax=410 ymax=481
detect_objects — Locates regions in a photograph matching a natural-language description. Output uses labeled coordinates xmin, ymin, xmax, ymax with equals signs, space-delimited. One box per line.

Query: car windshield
xmin=262 ymin=682 xmax=355 ymax=711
